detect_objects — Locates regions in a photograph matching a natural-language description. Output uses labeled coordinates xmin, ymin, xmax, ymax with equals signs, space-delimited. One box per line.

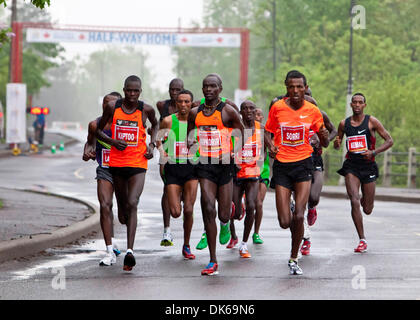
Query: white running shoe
xmin=288 ymin=259 xmax=303 ymax=275
xmin=99 ymin=251 xmax=116 ymax=266
xmin=160 ymin=232 xmax=174 ymax=246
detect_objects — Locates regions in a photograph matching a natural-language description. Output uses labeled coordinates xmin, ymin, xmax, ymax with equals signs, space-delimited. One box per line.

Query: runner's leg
xmin=200 ymin=178 xmax=218 ymax=263
xmin=345 ymin=173 xmax=365 ymax=239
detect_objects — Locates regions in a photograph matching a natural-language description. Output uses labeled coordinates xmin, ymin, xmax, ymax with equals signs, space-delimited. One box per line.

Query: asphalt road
xmin=0 ymin=135 xmax=419 ymax=300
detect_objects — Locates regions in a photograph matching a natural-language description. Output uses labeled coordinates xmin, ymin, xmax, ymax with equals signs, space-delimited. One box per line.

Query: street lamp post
xmin=339 ymin=0 xmax=357 ymax=185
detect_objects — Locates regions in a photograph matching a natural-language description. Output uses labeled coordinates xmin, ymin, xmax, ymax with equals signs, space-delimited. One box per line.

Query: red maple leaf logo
xmin=43 ymin=32 xmax=50 ymax=38
xmin=79 ymin=34 xmax=85 ymax=40
xmin=217 ymin=37 xmax=223 ymax=43
xmin=181 ymin=37 xmax=188 ymax=42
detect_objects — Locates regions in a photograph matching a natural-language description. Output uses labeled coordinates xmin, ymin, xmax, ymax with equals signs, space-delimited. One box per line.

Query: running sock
xmin=239 ymin=241 xmax=247 ymax=250
xmin=164 ymin=227 xmax=171 ymax=234
xmin=126 ymin=249 xmax=134 ymax=255
xmin=360 ymin=238 xmax=367 ymax=243
xmin=106 ymin=245 xmax=113 ymax=254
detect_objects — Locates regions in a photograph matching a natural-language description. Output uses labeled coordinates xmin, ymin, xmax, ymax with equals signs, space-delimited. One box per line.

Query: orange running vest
xmin=109 ymin=100 xmax=148 ymax=169
xmin=235 ymin=121 xmax=263 ymax=179
xmin=195 ymin=101 xmax=231 ymax=159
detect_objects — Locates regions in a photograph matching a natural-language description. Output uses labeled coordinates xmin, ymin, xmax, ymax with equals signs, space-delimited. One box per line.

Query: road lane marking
xmin=74 ymin=167 xmax=84 ymax=180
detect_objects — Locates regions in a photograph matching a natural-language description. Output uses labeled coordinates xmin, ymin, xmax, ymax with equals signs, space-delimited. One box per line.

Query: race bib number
xmin=199 ymin=126 xmax=221 ymax=155
xmin=308 ymin=130 xmax=315 ymax=140
xmin=238 ymin=143 xmax=259 ymax=163
xmin=174 ymin=141 xmax=189 ymax=160
xmin=347 ymin=135 xmax=368 ymax=153
xmin=115 ymin=120 xmax=139 ymax=147
xmin=281 ymin=125 xmax=305 ymax=147
xmin=101 ymin=149 xmax=110 ymax=168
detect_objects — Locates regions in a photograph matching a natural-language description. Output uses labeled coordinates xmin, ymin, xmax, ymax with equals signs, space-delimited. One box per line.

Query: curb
xmin=0 ymin=136 xmax=79 ymax=159
xmin=0 ymin=188 xmax=100 ymax=264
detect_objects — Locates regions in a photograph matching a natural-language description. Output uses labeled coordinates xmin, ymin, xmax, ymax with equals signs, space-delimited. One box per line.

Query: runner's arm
xmin=96 ymin=100 xmax=127 ymax=151
xmin=333 ymin=120 xmax=345 ymax=150
xmin=361 ymin=116 xmax=393 ymax=160
xmin=321 ymin=110 xmax=338 ymax=142
xmin=83 ymin=120 xmax=96 ymax=161
xmin=144 ymin=104 xmax=158 ymax=159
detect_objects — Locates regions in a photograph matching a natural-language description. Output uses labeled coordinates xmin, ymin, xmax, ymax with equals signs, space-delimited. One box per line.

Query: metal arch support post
xmin=10 ymin=21 xmax=23 ymax=83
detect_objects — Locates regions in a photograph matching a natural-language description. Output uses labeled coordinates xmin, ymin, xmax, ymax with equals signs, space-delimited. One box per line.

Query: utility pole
xmin=339 ymin=0 xmax=356 ymax=185
xmin=9 ymin=0 xmax=17 ymax=83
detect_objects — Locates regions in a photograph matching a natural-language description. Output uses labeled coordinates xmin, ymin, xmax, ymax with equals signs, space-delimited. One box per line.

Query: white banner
xmin=234 ymin=89 xmax=253 ymax=108
xmin=26 ymin=28 xmax=241 ymax=48
xmin=6 ymin=83 xmax=27 ymax=144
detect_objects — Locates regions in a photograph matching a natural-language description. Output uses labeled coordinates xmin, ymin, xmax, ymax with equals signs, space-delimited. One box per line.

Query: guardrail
xmin=324 ymin=147 xmax=418 ymax=188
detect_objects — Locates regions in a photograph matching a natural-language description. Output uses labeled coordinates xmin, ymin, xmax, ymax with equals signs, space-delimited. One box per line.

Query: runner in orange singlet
xmin=228 ymin=100 xmax=265 ymax=259
xmin=187 ymin=74 xmax=244 ymax=275
xmin=96 ymin=75 xmax=158 ymax=272
xmin=265 ymin=70 xmax=329 ymax=275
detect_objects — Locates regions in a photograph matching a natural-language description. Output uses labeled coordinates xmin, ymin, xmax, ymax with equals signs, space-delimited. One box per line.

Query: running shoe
xmin=252 ymin=233 xmax=264 ymax=244
xmin=227 ymin=237 xmax=238 ymax=249
xmin=219 ymin=222 xmax=231 ymax=245
xmin=300 ymin=239 xmax=311 ymax=256
xmin=99 ymin=251 xmax=116 ymax=266
xmin=196 ymin=232 xmax=208 ymax=250
xmin=182 ymin=245 xmax=196 ymax=260
xmin=307 ymin=207 xmax=318 ymax=226
xmin=354 ymin=240 xmax=368 ymax=253
xmin=201 ymin=262 xmax=218 ymax=276
xmin=288 ymin=259 xmax=303 ymax=275
xmin=160 ymin=232 xmax=174 ymax=247
xmin=290 ymin=199 xmax=295 ymax=214
xmin=123 ymin=252 xmax=136 ymax=271
xmin=113 ymin=243 xmax=121 ymax=256
xmin=239 ymin=246 xmax=251 ymax=258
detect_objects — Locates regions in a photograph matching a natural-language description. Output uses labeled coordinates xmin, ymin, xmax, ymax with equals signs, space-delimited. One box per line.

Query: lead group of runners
xmin=83 ymin=70 xmax=393 ymax=275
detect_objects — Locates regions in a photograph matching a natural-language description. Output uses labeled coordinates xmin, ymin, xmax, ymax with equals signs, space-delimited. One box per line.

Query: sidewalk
xmin=0 ymin=130 xmax=79 ymax=158
xmin=0 ymin=187 xmax=100 ymax=263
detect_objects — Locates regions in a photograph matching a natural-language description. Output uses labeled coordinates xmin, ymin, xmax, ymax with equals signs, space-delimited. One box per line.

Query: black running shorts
xmin=109 ymin=167 xmax=146 ymax=179
xmin=337 ymin=159 xmax=379 ymax=184
xmin=312 ymin=154 xmax=324 ymax=172
xmin=96 ymin=166 xmax=113 ymax=184
xmin=164 ymin=163 xmax=197 ymax=186
xmin=271 ymin=157 xmax=313 ymax=190
xmin=196 ymin=162 xmax=233 ymax=186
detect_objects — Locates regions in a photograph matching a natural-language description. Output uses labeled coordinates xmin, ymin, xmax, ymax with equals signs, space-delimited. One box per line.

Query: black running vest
xmin=344 ymin=115 xmax=376 ymax=162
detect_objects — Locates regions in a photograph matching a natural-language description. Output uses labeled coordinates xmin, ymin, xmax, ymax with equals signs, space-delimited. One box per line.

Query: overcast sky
xmin=44 ymin=0 xmax=204 ymax=91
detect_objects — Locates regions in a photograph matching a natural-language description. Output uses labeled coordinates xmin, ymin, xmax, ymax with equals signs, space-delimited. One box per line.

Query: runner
xmin=83 ymin=91 xmax=122 ymax=266
xmin=158 ymin=89 xmax=198 ymax=259
xmin=193 ymin=74 xmax=239 ymax=251
xmin=228 ymin=100 xmax=264 ymax=258
xmin=187 ymin=74 xmax=244 ymax=275
xmin=301 ymin=89 xmax=337 ymax=256
xmin=96 ymin=75 xmax=158 ymax=271
xmin=265 ymin=70 xmax=329 ymax=275
xmin=156 ymin=78 xmax=184 ymax=247
xmin=334 ymin=93 xmax=393 ymax=253
xmin=253 ymin=107 xmax=269 ymax=244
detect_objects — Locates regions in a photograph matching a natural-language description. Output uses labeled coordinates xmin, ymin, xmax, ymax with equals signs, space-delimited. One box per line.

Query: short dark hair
xmin=169 ymin=78 xmax=184 ymax=88
xmin=124 ymin=75 xmax=141 ymax=87
xmin=177 ymin=89 xmax=194 ymax=101
xmin=352 ymin=92 xmax=366 ymax=103
xmin=284 ymin=70 xmax=307 ymax=86
xmin=205 ymin=73 xmax=222 ymax=86
xmin=108 ymin=91 xmax=122 ymax=99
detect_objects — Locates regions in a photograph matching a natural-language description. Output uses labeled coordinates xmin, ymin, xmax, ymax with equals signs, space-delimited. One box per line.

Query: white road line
xmin=74 ymin=167 xmax=84 ymax=180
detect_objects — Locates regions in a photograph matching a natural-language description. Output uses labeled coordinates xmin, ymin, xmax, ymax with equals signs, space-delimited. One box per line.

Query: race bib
xmin=115 ymin=120 xmax=139 ymax=147
xmin=199 ymin=126 xmax=221 ymax=155
xmin=281 ymin=125 xmax=305 ymax=147
xmin=238 ymin=143 xmax=259 ymax=163
xmin=101 ymin=149 xmax=110 ymax=168
xmin=174 ymin=141 xmax=189 ymax=160
xmin=347 ymin=135 xmax=368 ymax=153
